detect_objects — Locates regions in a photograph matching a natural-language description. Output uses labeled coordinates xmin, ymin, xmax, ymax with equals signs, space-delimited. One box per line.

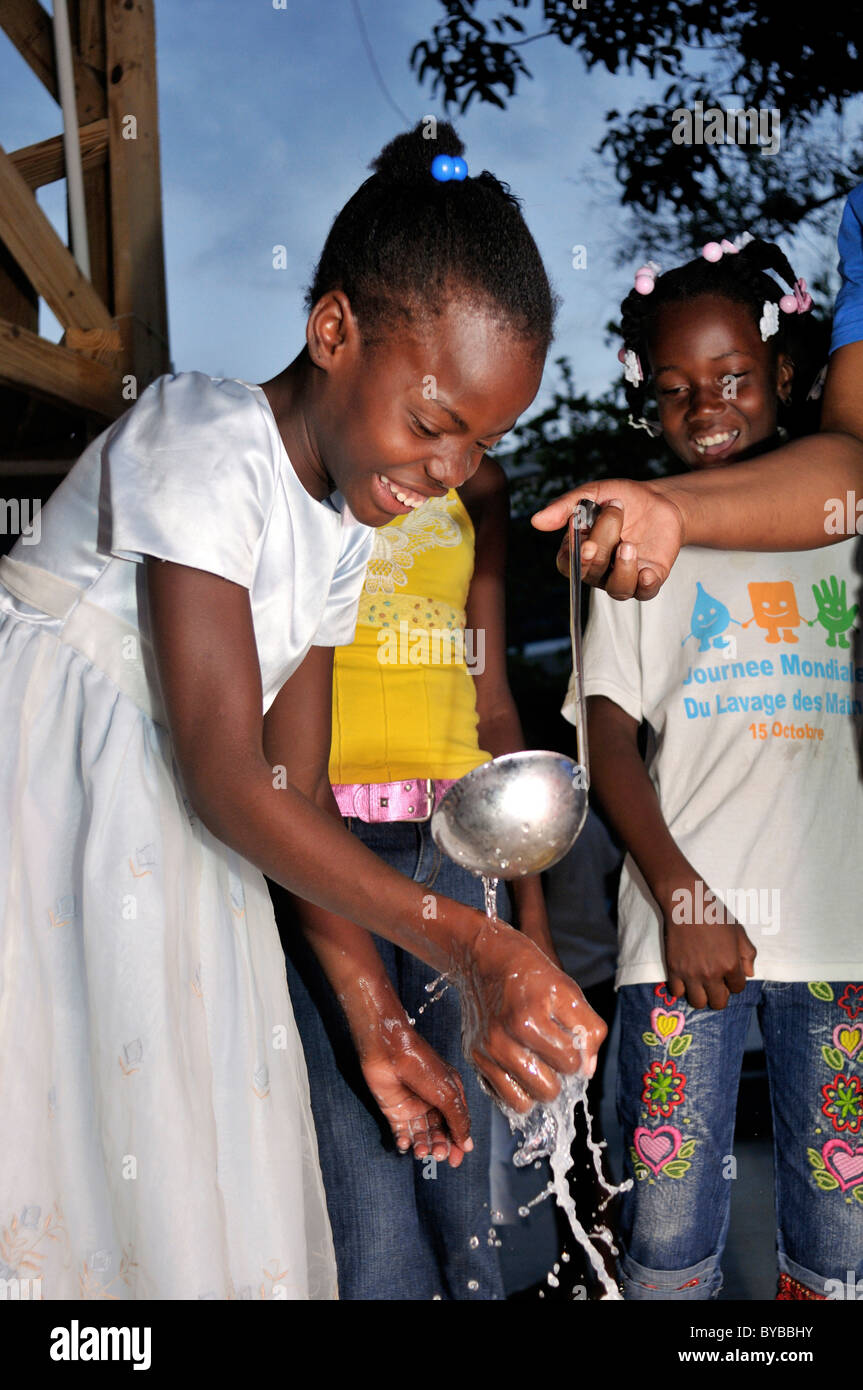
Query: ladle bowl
xmin=431 ymin=498 xmax=599 ymax=882
xmin=430 ymin=749 xmax=588 ymax=879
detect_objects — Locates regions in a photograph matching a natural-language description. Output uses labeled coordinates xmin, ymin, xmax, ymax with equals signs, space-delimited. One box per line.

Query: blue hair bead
xmin=431 ymin=154 xmax=453 ymax=181
xmin=451 ymin=156 xmax=468 ymax=180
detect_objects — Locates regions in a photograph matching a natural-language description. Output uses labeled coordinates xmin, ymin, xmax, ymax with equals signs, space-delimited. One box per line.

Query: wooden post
xmin=106 ymin=0 xmax=170 ymax=391
xmin=71 ymin=0 xmax=112 ymax=314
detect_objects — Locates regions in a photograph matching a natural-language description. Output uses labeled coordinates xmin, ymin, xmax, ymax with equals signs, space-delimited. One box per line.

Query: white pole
xmin=52 ymin=0 xmax=91 ymax=280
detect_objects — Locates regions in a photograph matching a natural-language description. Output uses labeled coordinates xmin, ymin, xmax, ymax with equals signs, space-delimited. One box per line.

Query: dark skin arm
xmin=262 ymin=643 xmax=471 ymax=1166
xmin=587 ymin=695 xmax=756 ymax=1009
xmin=146 ymin=559 xmax=606 ymax=1114
xmin=460 ymin=457 xmax=561 ymax=967
xmin=532 ymin=342 xmax=863 ymax=600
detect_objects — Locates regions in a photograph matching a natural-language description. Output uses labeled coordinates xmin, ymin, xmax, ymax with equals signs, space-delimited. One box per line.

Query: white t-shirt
xmin=10 ymin=372 xmax=374 ymax=713
xmin=567 ymin=541 xmax=863 ymax=986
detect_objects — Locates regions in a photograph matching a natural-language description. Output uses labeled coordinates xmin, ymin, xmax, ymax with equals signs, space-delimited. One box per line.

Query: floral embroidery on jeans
xmin=806 ymin=982 xmax=863 ymax=1205
xmin=641 ymin=1059 xmax=688 ymax=1117
xmin=837 ymin=984 xmax=863 ymax=1021
xmin=630 ymin=991 xmax=698 ymax=1182
xmin=820 ymin=1074 xmax=863 ymax=1134
xmin=631 ymin=1124 xmax=695 ymax=1181
xmin=654 ymin=983 xmax=679 ymax=1008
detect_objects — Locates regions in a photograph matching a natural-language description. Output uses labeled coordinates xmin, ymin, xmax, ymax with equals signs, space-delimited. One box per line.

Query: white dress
xmin=0 ymin=373 xmax=373 ymax=1299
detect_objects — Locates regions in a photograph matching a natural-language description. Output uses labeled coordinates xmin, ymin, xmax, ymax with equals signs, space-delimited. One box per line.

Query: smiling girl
xmin=571 ymin=239 xmax=863 ymax=1300
xmin=0 ymin=122 xmax=604 ymax=1300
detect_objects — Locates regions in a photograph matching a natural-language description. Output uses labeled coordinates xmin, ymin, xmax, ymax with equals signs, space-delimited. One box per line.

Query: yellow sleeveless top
xmin=329 ymin=490 xmax=492 ymax=782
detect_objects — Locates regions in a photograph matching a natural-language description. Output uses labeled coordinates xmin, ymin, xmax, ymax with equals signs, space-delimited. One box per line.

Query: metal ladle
xmin=431 ymin=499 xmax=598 ymax=879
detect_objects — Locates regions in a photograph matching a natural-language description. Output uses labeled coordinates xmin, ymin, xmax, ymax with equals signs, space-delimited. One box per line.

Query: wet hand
xmin=453 ymin=915 xmax=607 ymax=1113
xmin=359 ymin=1018 xmax=473 ymax=1167
xmin=531 ymin=482 xmax=686 ymax=600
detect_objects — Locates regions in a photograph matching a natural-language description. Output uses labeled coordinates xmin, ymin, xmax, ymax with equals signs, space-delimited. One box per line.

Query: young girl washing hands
xmin=0 ymin=121 xmax=603 ymax=1300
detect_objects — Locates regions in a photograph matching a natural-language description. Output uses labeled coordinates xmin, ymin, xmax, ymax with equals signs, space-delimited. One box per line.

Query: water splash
xmin=416 ymin=972 xmax=452 ymax=1015
xmin=418 ymin=871 xmax=629 ymax=1297
xmin=476 ymin=873 xmax=630 ymax=1300
xmin=498 ymin=1071 xmax=629 ymax=1299
xmin=481 ymin=874 xmax=499 ymax=919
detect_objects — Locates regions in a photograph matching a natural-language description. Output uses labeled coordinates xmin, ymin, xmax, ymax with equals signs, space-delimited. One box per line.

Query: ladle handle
xmin=569 ymin=499 xmax=598 ymax=790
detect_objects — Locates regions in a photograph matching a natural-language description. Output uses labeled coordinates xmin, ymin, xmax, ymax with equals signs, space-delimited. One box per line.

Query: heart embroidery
xmin=634 ymin=1125 xmax=682 ymax=1176
xmin=833 ymin=1025 xmax=863 ymax=1060
xmin=650 ymin=1008 xmax=684 ymax=1040
xmin=822 ymin=1139 xmax=863 ymax=1191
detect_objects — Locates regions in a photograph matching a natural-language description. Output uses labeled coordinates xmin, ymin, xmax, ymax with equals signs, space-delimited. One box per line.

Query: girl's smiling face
xmin=648 ymin=295 xmax=793 ymax=470
xmin=307 ymin=290 xmax=544 ymax=525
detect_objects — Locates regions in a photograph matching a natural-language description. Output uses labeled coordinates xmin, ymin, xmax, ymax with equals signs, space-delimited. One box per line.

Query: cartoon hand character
xmin=682 ymin=582 xmax=741 ymax=653
xmin=811 ymin=576 xmax=858 ymax=649
xmin=745 ymin=581 xmax=801 ymax=644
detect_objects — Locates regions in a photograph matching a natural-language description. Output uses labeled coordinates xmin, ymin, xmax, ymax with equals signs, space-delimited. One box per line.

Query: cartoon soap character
xmin=682 ymin=582 xmax=742 ymax=653
xmin=744 ymin=581 xmax=801 ymax=644
xmin=811 ymin=576 xmax=858 ymax=648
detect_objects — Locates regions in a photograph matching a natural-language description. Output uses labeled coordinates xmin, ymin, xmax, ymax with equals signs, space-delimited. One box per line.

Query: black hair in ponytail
xmin=306 ymin=121 xmax=558 ymax=356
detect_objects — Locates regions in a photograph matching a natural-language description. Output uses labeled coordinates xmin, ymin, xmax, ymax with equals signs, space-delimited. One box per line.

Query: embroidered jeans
xmin=616 ymin=980 xmax=863 ymax=1300
xmin=274 ymin=818 xmax=506 ymax=1301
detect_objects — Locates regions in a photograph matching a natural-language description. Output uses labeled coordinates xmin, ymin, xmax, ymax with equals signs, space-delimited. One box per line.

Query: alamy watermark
xmin=377 ymin=620 xmax=485 ymax=675
xmin=49 ymin=1321 xmax=151 ymax=1370
xmin=825 ymin=1271 xmax=863 ymax=1300
xmin=824 ymin=492 xmax=863 ymax=536
xmin=1 ymin=498 xmax=40 ymax=545
xmin=671 ymin=880 xmax=780 ymax=936
xmin=671 ymin=100 xmax=781 ymax=157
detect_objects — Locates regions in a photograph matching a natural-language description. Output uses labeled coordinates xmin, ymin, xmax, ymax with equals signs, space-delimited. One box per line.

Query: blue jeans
xmin=275 ymin=818 xmax=506 ymax=1301
xmin=616 ymin=980 xmax=863 ymax=1299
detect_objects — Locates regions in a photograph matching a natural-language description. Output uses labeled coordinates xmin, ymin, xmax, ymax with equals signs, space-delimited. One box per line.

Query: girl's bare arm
xmin=146 ymin=558 xmax=605 ymax=1105
xmin=533 ymin=343 xmax=863 ymax=600
xmin=587 ymin=695 xmax=755 ymax=1009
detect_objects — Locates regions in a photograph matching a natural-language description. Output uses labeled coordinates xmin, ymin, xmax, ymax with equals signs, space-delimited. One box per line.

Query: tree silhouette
xmin=411 ymin=0 xmax=862 ymax=256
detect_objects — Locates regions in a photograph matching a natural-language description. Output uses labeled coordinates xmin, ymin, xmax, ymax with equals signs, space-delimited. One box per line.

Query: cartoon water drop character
xmin=682 ymin=582 xmax=742 ymax=653
xmin=744 ymin=581 xmax=801 ymax=644
xmin=811 ymin=576 xmax=858 ymax=648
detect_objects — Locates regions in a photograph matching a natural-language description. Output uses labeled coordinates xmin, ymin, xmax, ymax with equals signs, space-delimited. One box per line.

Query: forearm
xmin=658 ymin=432 xmax=863 ymax=553
xmin=291 ymin=895 xmax=410 ymax=1043
xmin=587 ymin=708 xmax=690 ymax=907
xmin=192 ymin=756 xmax=478 ymax=974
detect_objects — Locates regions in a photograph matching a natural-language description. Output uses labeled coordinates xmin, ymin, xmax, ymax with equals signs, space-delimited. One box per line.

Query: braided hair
xmin=306 ymin=121 xmax=558 ymax=357
xmin=619 ymin=240 xmax=827 ymax=437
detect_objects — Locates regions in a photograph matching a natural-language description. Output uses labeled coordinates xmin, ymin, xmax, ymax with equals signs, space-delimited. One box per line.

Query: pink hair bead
xmin=702 ymin=242 xmax=723 ymax=262
xmin=634 ymin=266 xmax=655 ymax=294
xmin=779 ymin=293 xmax=798 ymax=313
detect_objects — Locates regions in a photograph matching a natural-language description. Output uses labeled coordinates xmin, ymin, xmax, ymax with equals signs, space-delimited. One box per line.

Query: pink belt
xmin=332 ymin=777 xmax=457 ymax=823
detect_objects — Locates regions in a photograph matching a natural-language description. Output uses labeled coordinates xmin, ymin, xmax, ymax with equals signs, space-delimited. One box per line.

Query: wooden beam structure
xmin=0 ymin=315 xmax=124 ymax=417
xmin=10 ymin=119 xmax=108 ymax=190
xmin=0 ymin=0 xmax=104 ymax=121
xmin=0 ymin=142 xmax=114 ymax=331
xmin=0 ymin=0 xmax=170 ymax=467
xmin=106 ymin=0 xmax=168 ymax=391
